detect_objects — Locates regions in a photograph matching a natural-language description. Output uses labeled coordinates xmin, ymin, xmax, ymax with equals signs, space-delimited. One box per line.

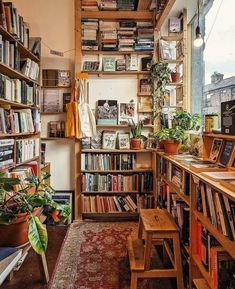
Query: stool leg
xmin=130 ymin=272 xmax=138 ymax=289
xmin=173 ymin=233 xmax=184 ymax=289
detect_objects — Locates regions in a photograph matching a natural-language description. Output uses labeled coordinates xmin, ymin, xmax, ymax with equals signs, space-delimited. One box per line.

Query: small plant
xmin=129 ymin=119 xmax=144 ymax=139
xmin=174 ymin=110 xmax=201 ymax=131
xmin=0 ymin=171 xmax=71 ymax=255
xmin=154 ymin=126 xmax=185 ymax=142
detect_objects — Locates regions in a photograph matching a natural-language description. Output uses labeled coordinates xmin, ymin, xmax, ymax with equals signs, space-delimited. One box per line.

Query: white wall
xmin=13 ymin=0 xmax=75 ymax=190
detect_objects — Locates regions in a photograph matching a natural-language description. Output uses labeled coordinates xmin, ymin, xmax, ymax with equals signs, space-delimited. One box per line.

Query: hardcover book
xmin=209 ymin=138 xmax=223 ymax=163
xmin=219 ymin=140 xmax=234 ymax=167
xmin=97 ymin=100 xmax=118 ymax=125
xmin=221 ymin=100 xmax=235 ymax=135
xmin=201 ymin=171 xmax=235 ymax=182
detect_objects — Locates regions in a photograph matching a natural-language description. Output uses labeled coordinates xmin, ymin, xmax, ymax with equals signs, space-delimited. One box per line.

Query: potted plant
xmin=154 ymin=126 xmax=185 ymax=154
xmin=170 ymin=69 xmax=181 ymax=83
xmin=129 ymin=120 xmax=144 ymax=150
xmin=174 ymin=110 xmax=201 ymax=131
xmin=149 ymin=61 xmax=171 ymax=129
xmin=0 ymin=171 xmax=71 ymax=255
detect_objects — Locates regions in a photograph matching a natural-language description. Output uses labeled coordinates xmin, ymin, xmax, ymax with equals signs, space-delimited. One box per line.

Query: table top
xmin=140 ymin=208 xmax=178 ymax=233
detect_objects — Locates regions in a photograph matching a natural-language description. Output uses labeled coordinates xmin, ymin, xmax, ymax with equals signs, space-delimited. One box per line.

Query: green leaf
xmin=28 ymin=216 xmax=48 ymax=255
xmin=0 ymin=212 xmax=15 ymax=224
xmin=42 ymin=172 xmax=51 ymax=180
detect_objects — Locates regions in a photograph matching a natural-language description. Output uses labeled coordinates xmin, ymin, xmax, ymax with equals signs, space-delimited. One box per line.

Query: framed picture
xmin=209 ymin=138 xmax=223 ymax=162
xmin=146 ymin=137 xmax=159 ymax=149
xmin=219 ymin=140 xmax=235 ymax=167
xmin=102 ymin=131 xmax=116 ymax=149
xmin=118 ymin=133 xmax=130 ymax=149
xmin=119 ymin=102 xmax=135 ymax=121
xmin=97 ymin=100 xmax=118 ymax=125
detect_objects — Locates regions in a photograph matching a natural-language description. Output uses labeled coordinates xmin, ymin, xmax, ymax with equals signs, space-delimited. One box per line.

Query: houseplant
xmin=174 ymin=110 xmax=201 ymax=131
xmin=170 ymin=69 xmax=181 ymax=83
xmin=149 ymin=61 xmax=171 ymax=129
xmin=129 ymin=120 xmax=144 ymax=150
xmin=154 ymin=126 xmax=185 ymax=154
xmin=0 ymin=170 xmax=71 ymax=255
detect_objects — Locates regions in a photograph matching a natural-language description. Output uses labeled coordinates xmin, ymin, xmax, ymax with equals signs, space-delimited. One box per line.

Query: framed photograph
xmin=103 ymin=57 xmax=116 ymax=72
xmin=146 ymin=137 xmax=159 ymax=149
xmin=118 ymin=133 xmax=130 ymax=149
xmin=119 ymin=102 xmax=135 ymax=121
xmin=102 ymin=131 xmax=116 ymax=149
xmin=91 ymin=130 xmax=102 ymax=149
xmin=209 ymin=138 xmax=223 ymax=162
xmin=97 ymin=100 xmax=118 ymax=125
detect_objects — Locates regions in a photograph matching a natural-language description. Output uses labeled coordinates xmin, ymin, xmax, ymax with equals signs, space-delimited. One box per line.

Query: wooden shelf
xmin=81 ymin=11 xmax=153 ymax=20
xmin=82 ymin=212 xmax=139 ymax=220
xmin=193 ymin=278 xmax=211 ymax=289
xmin=161 ymin=34 xmax=184 ymax=42
xmin=41 ymin=112 xmax=66 ymax=115
xmin=203 ymin=133 xmax=235 ymax=140
xmin=96 ymin=124 xmax=153 ymax=129
xmin=82 ymin=71 xmax=150 ymax=76
xmin=193 ymin=211 xmax=235 ymax=259
xmin=0 ymin=26 xmax=40 ymax=63
xmin=81 ymin=149 xmax=151 ymax=153
xmin=0 ymin=62 xmax=39 ymax=84
xmin=81 ymin=168 xmax=153 ymax=173
xmin=41 ymin=137 xmax=67 ymax=141
xmin=81 ymin=191 xmax=152 ymax=194
xmin=1 ymin=156 xmax=41 ymax=171
xmin=82 ymin=50 xmax=153 ymax=55
xmin=137 ymin=92 xmax=152 ymax=97
xmin=41 ymin=86 xmax=71 ymax=89
xmin=0 ymin=132 xmax=40 ymax=138
xmin=192 ymin=255 xmax=212 ymax=288
xmin=0 ymin=99 xmax=39 ymax=109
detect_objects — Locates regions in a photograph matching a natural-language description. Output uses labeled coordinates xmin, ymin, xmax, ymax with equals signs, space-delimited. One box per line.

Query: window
xmin=191 ymin=0 xmax=235 ymax=122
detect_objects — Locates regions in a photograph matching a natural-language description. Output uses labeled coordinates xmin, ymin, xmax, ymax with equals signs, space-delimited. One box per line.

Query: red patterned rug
xmin=48 ymin=221 xmax=138 ymax=289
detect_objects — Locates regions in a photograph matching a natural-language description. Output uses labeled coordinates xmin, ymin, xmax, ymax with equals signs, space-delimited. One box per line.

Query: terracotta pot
xmin=162 ymin=139 xmax=180 ymax=154
xmin=143 ymin=118 xmax=152 ymax=125
xmin=130 ymin=138 xmax=142 ymax=150
xmin=0 ymin=207 xmax=41 ymax=247
xmin=171 ymin=72 xmax=181 ymax=83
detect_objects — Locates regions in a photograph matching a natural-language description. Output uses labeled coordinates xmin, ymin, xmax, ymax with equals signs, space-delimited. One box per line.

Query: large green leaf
xmin=28 ymin=216 xmax=48 ymax=255
xmin=0 ymin=212 xmax=15 ymax=224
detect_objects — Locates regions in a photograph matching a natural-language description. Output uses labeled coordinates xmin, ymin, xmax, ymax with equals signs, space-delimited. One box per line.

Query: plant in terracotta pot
xmin=154 ymin=126 xmax=185 ymax=154
xmin=170 ymin=69 xmax=181 ymax=83
xmin=0 ymin=171 xmax=71 ymax=255
xmin=129 ymin=120 xmax=145 ymax=150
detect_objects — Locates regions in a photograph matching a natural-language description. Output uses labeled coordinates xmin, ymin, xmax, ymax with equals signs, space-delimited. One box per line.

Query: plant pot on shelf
xmin=171 ymin=72 xmax=181 ymax=83
xmin=143 ymin=118 xmax=152 ymax=125
xmin=0 ymin=207 xmax=41 ymax=247
xmin=130 ymin=138 xmax=142 ymax=150
xmin=162 ymin=139 xmax=180 ymax=154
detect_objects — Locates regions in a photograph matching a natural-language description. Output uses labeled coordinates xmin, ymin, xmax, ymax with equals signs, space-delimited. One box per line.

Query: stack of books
xmin=118 ymin=21 xmax=136 ymax=51
xmin=81 ymin=18 xmax=99 ymax=51
xmin=135 ymin=22 xmax=154 ymax=52
xmin=117 ymin=0 xmax=135 ymax=11
xmin=20 ymin=58 xmax=40 ymax=81
xmin=100 ymin=21 xmax=118 ymax=51
xmin=81 ymin=0 xmax=99 ymax=11
xmin=99 ymin=0 xmax=117 ymax=10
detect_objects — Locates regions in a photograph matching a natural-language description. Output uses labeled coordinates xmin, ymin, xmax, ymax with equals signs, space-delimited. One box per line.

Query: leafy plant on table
xmin=0 ymin=170 xmax=71 ymax=255
xmin=153 ymin=126 xmax=185 ymax=142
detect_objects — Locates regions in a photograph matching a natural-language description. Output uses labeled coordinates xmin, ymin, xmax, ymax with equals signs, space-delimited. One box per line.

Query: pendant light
xmin=194 ymin=0 xmax=204 ymax=47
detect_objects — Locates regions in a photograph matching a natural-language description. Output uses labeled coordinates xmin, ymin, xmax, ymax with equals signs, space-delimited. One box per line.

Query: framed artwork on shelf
xmin=91 ymin=130 xmax=102 ymax=149
xmin=97 ymin=100 xmax=118 ymax=125
xmin=103 ymin=57 xmax=116 ymax=72
xmin=118 ymin=133 xmax=130 ymax=149
xmin=102 ymin=131 xmax=117 ymax=149
xmin=219 ymin=140 xmax=235 ymax=167
xmin=146 ymin=137 xmax=159 ymax=149
xmin=119 ymin=102 xmax=135 ymax=121
xmin=209 ymin=138 xmax=223 ymax=162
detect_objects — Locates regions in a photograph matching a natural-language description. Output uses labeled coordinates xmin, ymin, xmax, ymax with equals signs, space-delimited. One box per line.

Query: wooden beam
xmin=81 ymin=11 xmax=153 ymax=20
xmin=137 ymin=0 xmax=152 ymax=11
xmin=156 ymin=0 xmax=176 ymax=29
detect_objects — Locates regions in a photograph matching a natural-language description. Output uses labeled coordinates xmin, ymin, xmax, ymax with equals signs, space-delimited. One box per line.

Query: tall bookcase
xmin=156 ymin=133 xmax=235 ymax=289
xmin=0 ymin=7 xmax=41 ymax=176
xmin=74 ymin=1 xmax=160 ymax=220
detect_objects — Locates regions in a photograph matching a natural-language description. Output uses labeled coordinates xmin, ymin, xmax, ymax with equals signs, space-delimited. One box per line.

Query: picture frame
xmin=146 ymin=137 xmax=159 ymax=149
xmin=102 ymin=131 xmax=117 ymax=149
xmin=209 ymin=138 xmax=223 ymax=163
xmin=219 ymin=140 xmax=235 ymax=167
xmin=118 ymin=133 xmax=130 ymax=149
xmin=119 ymin=102 xmax=135 ymax=121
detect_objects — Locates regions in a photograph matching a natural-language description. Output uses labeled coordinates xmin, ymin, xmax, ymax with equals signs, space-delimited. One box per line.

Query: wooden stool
xmin=127 ymin=208 xmax=184 ymax=289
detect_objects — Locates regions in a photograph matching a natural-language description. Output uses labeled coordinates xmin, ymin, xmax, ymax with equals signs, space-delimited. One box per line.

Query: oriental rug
xmin=48 ymin=221 xmax=138 ymax=289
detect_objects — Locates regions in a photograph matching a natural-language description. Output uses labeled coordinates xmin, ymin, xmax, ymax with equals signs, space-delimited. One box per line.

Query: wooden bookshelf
xmin=193 ymin=278 xmax=211 ymax=289
xmin=82 ymin=212 xmax=139 ymax=220
xmin=0 ymin=132 xmax=40 ymax=138
xmin=81 ymin=11 xmax=153 ymax=20
xmin=192 ymin=255 xmax=212 ymax=288
xmin=81 ymin=191 xmax=153 ymax=194
xmin=82 ymin=50 xmax=153 ymax=55
xmin=0 ymin=98 xmax=39 ymax=109
xmin=81 ymin=168 xmax=153 ymax=173
xmin=82 ymin=71 xmax=151 ymax=75
xmin=41 ymin=137 xmax=67 ymax=141
xmin=81 ymin=149 xmax=151 ymax=153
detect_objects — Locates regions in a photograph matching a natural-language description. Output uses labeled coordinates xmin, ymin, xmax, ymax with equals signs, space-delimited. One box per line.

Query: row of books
xmin=197 ymin=222 xmax=235 ymax=289
xmin=15 ymin=138 xmax=40 ymax=164
xmin=0 ymin=108 xmax=40 ymax=134
xmin=0 ymin=36 xmax=20 ymax=70
xmin=81 ymin=153 xmax=137 ymax=171
xmin=9 ymin=166 xmax=35 ymax=191
xmin=82 ymin=19 xmax=154 ymax=52
xmin=20 ymin=58 xmax=39 ymax=81
xmin=0 ymin=1 xmax=29 ymax=48
xmin=197 ymin=182 xmax=235 ymax=240
xmin=82 ymin=193 xmax=155 ymax=213
xmin=0 ymin=73 xmax=39 ymax=105
xmin=82 ymin=0 xmax=136 ymax=11
xmin=0 ymin=139 xmax=14 ymax=168
xmin=81 ymin=172 xmax=153 ymax=192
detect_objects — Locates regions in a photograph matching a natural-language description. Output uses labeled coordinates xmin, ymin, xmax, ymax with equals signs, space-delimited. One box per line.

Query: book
xmin=103 ymin=57 xmax=116 ymax=71
xmin=0 ymin=247 xmax=22 ymax=286
xmin=219 ymin=140 xmax=234 ymax=166
xmin=201 ymin=171 xmax=235 ymax=182
xmin=209 ymin=138 xmax=223 ymax=162
xmin=97 ymin=100 xmax=118 ymax=125
xmin=221 ymin=100 xmax=235 ymax=135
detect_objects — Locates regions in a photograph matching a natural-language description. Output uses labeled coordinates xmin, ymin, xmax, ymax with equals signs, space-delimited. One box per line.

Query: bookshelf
xmin=155 ymin=133 xmax=235 ymax=289
xmin=0 ymin=8 xmax=41 ymax=177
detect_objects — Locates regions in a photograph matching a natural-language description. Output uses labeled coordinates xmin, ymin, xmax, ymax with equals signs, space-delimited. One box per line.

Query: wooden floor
xmin=1 ymin=226 xmax=68 ymax=289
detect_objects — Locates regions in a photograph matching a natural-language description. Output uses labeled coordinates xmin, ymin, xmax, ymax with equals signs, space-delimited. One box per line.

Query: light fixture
xmin=194 ymin=0 xmax=203 ymax=47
